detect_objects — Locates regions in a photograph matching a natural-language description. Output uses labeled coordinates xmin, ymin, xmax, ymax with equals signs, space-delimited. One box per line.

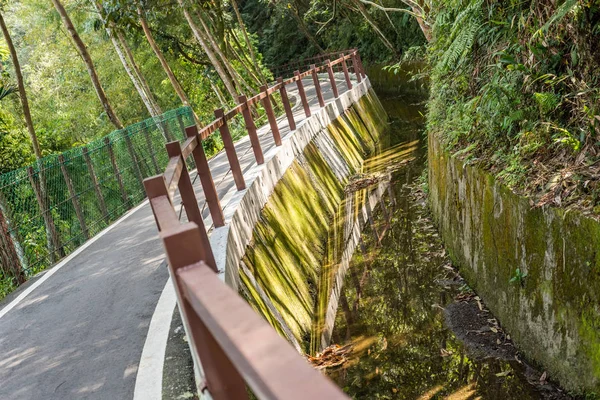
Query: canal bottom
xmin=323 ymin=93 xmax=571 ymax=400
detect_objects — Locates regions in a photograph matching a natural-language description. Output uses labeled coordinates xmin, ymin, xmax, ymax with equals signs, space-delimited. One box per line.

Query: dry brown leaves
xmin=306 ymin=344 xmax=353 ymax=370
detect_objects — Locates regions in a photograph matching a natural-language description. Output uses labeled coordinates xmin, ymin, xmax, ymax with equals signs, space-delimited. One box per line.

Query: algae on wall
xmin=428 ymin=132 xmax=600 ymax=394
xmin=241 ymin=91 xmax=387 ymax=351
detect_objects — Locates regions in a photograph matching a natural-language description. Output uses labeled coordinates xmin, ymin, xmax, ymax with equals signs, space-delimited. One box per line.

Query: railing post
xmin=214 ymin=109 xmax=246 ymax=191
xmin=351 ymin=51 xmax=362 ymax=83
xmin=326 ymin=59 xmax=339 ymax=98
xmin=311 ymin=64 xmax=325 ymax=107
xmin=27 ymin=166 xmax=62 ymax=262
xmin=161 ymin=224 xmax=248 ymax=399
xmin=341 ymin=53 xmax=353 ymax=91
xmin=277 ymin=77 xmax=296 ymax=131
xmin=356 ymin=50 xmax=366 ymax=78
xmin=185 ymin=126 xmax=225 ymax=228
xmin=236 ymin=98 xmax=264 ymax=165
xmin=260 ymin=85 xmax=282 ymax=146
xmin=83 ymin=147 xmax=110 ymax=224
xmin=165 ymin=142 xmax=217 ymax=269
xmin=104 ymin=137 xmax=129 ymax=206
xmin=59 ymin=155 xmax=89 ymax=241
xmin=294 ymin=70 xmax=311 ymax=118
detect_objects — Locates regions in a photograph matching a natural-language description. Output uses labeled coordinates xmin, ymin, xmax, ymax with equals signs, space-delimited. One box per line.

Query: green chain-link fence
xmin=0 ymin=107 xmax=195 ymax=293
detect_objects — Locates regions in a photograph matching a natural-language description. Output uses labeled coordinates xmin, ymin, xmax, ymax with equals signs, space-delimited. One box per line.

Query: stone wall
xmin=428 ymin=132 xmax=600 ymax=393
xmin=209 ymin=78 xmax=389 ymax=352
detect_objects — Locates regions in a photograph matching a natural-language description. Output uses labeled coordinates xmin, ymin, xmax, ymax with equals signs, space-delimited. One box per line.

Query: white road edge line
xmin=133 ymin=277 xmax=177 ymax=400
xmin=0 ymin=198 xmax=151 ymax=320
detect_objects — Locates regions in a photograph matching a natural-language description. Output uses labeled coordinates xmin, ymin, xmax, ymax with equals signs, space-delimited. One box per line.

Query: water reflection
xmin=326 ymin=93 xmax=567 ymax=399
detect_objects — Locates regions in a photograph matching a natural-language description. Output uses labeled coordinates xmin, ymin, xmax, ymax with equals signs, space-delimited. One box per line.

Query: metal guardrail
xmin=144 ymin=49 xmax=366 ymax=399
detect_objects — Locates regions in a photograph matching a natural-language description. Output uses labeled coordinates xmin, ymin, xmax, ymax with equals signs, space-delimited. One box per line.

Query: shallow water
xmin=324 ymin=91 xmax=567 ymax=399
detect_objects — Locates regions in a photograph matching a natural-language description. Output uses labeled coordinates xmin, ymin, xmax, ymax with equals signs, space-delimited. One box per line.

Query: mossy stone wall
xmin=428 ymin=132 xmax=600 ymax=394
xmin=242 ymin=90 xmax=388 ymax=350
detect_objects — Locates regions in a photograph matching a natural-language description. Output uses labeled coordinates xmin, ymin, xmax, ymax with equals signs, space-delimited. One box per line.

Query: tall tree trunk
xmin=92 ymin=1 xmax=159 ymax=119
xmin=116 ymin=31 xmax=163 ymax=115
xmin=177 ymin=0 xmax=239 ymax=101
xmin=230 ymin=0 xmax=267 ymax=83
xmin=227 ymin=29 xmax=263 ymax=85
xmin=289 ymin=5 xmax=325 ymax=53
xmin=0 ymin=13 xmax=28 ymax=283
xmin=138 ymin=9 xmax=189 ymax=108
xmin=352 ymin=0 xmax=399 ymax=56
xmin=194 ymin=9 xmax=252 ymax=94
xmin=51 ymin=0 xmax=123 ymax=129
xmin=0 ymin=12 xmax=61 ymax=270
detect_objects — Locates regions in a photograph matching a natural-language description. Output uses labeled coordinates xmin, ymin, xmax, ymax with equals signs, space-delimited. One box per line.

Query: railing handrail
xmin=144 ymin=49 xmax=366 ymax=399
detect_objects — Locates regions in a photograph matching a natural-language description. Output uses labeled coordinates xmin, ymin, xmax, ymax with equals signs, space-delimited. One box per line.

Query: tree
xmin=51 ymin=0 xmax=124 ymax=129
xmin=138 ymin=7 xmax=195 ymax=111
xmin=92 ymin=0 xmax=162 ymax=119
xmin=0 ymin=10 xmax=61 ymax=270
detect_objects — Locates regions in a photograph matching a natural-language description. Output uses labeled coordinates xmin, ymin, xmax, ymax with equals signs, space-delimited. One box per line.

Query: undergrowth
xmin=427 ymin=0 xmax=600 ymax=213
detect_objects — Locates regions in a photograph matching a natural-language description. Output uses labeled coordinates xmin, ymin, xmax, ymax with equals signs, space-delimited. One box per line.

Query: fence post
xmin=260 ymin=85 xmax=282 ymax=146
xmin=341 ymin=54 xmax=353 ymax=90
xmin=311 ymin=64 xmax=325 ymax=107
xmin=351 ymin=51 xmax=362 ymax=83
xmin=0 ymin=208 xmax=24 ymax=284
xmin=142 ymin=122 xmax=160 ymax=174
xmin=214 ymin=109 xmax=246 ymax=191
xmin=356 ymin=50 xmax=366 ymax=78
xmin=326 ymin=59 xmax=339 ymax=98
xmin=83 ymin=147 xmax=110 ymax=224
xmin=27 ymin=166 xmax=62 ymax=262
xmin=277 ymin=77 xmax=296 ymax=131
xmin=104 ymin=138 xmax=129 ymax=206
xmin=161 ymin=224 xmax=248 ymax=399
xmin=124 ymin=133 xmax=145 ymax=187
xmin=185 ymin=126 xmax=225 ymax=228
xmin=59 ymin=155 xmax=89 ymax=241
xmin=294 ymin=70 xmax=311 ymax=118
xmin=165 ymin=142 xmax=217 ymax=269
xmin=236 ymin=97 xmax=265 ymax=165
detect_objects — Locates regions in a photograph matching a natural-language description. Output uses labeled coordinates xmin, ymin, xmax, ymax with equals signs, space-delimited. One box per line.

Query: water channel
xmin=321 ymin=80 xmax=572 ymax=399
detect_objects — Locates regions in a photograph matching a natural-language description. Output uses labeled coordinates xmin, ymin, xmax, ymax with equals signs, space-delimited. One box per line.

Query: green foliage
xmin=427 ymin=0 xmax=600 ymax=207
xmin=241 ymin=0 xmax=426 ymax=68
xmin=509 ymin=268 xmax=528 ymax=286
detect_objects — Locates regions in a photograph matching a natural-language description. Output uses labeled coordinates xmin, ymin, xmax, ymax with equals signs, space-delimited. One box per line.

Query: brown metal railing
xmin=143 ymin=49 xmax=365 ymax=399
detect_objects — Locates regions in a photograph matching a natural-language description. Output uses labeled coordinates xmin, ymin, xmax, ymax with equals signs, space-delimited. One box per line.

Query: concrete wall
xmin=428 ymin=132 xmax=600 ymax=393
xmin=208 ymin=78 xmax=389 ymax=353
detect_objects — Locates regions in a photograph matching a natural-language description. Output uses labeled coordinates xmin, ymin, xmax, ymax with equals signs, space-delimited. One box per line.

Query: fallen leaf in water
xmin=540 ymin=371 xmax=548 ymax=384
xmin=490 ymin=327 xmax=498 ymax=333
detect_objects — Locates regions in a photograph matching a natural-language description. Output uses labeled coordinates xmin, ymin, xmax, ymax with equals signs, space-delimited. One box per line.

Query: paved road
xmin=0 ymin=74 xmax=354 ymax=400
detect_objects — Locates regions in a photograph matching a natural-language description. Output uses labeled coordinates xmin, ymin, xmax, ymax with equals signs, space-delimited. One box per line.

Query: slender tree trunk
xmin=0 ymin=13 xmax=27 ymax=283
xmin=209 ymin=79 xmax=228 ymax=108
xmin=177 ymin=0 xmax=238 ymax=100
xmin=227 ymin=30 xmax=263 ymax=85
xmin=92 ymin=1 xmax=158 ymax=119
xmin=352 ymin=0 xmax=399 ymax=55
xmin=138 ymin=8 xmax=190 ymax=108
xmin=290 ymin=5 xmax=325 ymax=53
xmin=117 ymin=31 xmax=162 ymax=115
xmin=194 ymin=10 xmax=252 ymax=94
xmin=138 ymin=8 xmax=202 ymax=126
xmin=52 ymin=0 xmax=123 ymax=129
xmin=230 ymin=0 xmax=267 ymax=83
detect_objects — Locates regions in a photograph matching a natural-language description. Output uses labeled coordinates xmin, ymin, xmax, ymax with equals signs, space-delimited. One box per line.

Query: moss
xmin=429 ymin=131 xmax=600 ymax=393
xmin=241 ymin=92 xmax=388 ymax=346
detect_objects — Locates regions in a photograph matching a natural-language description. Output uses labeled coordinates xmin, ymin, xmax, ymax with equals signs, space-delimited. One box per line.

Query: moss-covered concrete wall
xmin=428 ymin=132 xmax=600 ymax=394
xmin=242 ymin=90 xmax=388 ymax=352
